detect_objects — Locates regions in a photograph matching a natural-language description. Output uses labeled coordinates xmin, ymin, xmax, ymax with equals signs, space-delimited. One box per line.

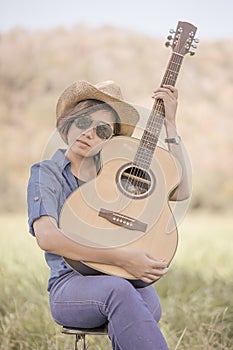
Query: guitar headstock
xmin=165 ymin=21 xmax=199 ymax=56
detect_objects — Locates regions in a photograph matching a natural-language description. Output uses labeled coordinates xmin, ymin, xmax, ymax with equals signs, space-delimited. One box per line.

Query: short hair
xmin=57 ymin=99 xmax=121 ymax=143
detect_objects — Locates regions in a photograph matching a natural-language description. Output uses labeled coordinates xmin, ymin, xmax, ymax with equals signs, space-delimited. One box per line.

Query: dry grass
xmin=0 ymin=212 xmax=232 ymax=349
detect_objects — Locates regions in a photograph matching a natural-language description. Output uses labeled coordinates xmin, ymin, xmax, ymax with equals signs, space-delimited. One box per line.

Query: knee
xmin=154 ymin=301 xmax=162 ymax=323
xmin=110 ymin=276 xmax=135 ymax=293
xmin=106 ymin=276 xmax=137 ymax=301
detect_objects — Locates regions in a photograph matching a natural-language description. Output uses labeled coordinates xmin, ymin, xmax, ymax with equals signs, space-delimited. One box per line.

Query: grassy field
xmin=0 ymin=212 xmax=232 ymax=350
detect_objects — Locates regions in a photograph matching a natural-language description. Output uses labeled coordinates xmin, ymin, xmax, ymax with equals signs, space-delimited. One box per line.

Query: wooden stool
xmin=62 ymin=323 xmax=108 ymax=350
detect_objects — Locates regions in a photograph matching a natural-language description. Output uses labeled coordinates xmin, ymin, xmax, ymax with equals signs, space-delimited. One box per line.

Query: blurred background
xmin=1 ymin=0 xmax=233 ymax=213
xmin=0 ymin=1 xmax=232 ymax=349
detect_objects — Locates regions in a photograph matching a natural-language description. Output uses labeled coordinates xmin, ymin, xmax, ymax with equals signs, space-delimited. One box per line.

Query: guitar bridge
xmin=99 ymin=208 xmax=147 ymax=232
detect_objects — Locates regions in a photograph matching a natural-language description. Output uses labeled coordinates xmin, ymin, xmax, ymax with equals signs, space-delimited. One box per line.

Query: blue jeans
xmin=49 ymin=271 xmax=169 ymax=350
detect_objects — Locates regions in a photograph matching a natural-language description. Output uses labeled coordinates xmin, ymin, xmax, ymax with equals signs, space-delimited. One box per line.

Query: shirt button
xmin=34 ymin=196 xmax=39 ymax=201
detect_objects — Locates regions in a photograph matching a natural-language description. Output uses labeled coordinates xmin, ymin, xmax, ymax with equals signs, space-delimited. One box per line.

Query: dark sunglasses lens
xmin=96 ymin=125 xmax=112 ymax=139
xmin=75 ymin=116 xmax=92 ymax=130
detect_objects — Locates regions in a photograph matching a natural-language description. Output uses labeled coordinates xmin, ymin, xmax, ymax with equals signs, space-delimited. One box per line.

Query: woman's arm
xmin=152 ymin=84 xmax=192 ymax=201
xmin=33 ymin=216 xmax=168 ymax=284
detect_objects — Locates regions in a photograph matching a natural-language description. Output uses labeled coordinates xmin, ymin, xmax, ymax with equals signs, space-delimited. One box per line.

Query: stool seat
xmin=62 ymin=323 xmax=108 ymax=335
xmin=62 ymin=323 xmax=108 ymax=350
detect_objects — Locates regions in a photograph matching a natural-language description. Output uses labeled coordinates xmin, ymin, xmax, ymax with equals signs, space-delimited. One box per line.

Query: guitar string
xmin=129 ymin=71 xmax=170 ymax=194
xmin=135 ymin=91 xmax=164 ymax=168
xmin=140 ymin=53 xmax=182 ymax=192
xmin=124 ymin=53 xmax=181 ymax=198
xmin=131 ymin=53 xmax=183 ymax=196
xmin=117 ymin=53 xmax=183 ymax=211
xmin=138 ymin=53 xmax=179 ymax=162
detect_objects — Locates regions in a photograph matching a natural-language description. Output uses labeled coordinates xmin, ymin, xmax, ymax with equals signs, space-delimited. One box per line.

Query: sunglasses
xmin=74 ymin=114 xmax=114 ymax=140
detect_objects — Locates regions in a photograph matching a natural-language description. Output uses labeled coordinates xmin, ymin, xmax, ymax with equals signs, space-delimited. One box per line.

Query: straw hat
xmin=56 ymin=80 xmax=140 ymax=136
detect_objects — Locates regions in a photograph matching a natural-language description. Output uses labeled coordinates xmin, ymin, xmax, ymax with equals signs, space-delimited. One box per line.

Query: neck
xmin=65 ymin=149 xmax=97 ymax=182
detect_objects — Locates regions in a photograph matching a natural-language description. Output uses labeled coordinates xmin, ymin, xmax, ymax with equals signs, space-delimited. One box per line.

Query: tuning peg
xmin=194 ymin=38 xmax=200 ymax=43
xmin=169 ymin=29 xmax=175 ymax=34
xmin=167 ymin=35 xmax=173 ymax=40
xmin=165 ymin=41 xmax=171 ymax=47
xmin=189 ymin=51 xmax=195 ymax=56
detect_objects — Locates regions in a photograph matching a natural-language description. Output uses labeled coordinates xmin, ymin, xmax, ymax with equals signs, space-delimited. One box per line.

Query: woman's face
xmin=66 ymin=108 xmax=116 ymax=158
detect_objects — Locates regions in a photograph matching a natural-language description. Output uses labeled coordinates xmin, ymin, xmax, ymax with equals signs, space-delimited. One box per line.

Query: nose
xmin=82 ymin=127 xmax=95 ymax=138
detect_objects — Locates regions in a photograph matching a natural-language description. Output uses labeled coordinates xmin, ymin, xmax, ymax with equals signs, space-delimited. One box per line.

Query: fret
xmin=162 ymin=53 xmax=183 ymax=86
xmin=141 ymin=138 xmax=158 ymax=152
xmin=134 ymin=109 xmax=164 ymax=169
xmin=166 ymin=69 xmax=179 ymax=74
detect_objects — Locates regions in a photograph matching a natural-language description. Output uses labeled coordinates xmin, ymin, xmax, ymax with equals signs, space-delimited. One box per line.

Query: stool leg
xmin=75 ymin=334 xmax=86 ymax=350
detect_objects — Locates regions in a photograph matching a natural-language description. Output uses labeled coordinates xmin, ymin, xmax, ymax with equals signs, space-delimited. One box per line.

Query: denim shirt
xmin=27 ymin=149 xmax=79 ymax=291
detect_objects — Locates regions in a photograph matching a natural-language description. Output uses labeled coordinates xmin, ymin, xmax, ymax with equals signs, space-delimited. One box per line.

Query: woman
xmin=27 ymin=80 xmax=190 ymax=350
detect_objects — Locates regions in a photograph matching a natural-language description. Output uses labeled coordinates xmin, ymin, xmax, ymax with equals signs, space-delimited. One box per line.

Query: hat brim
xmin=56 ymin=80 xmax=140 ymax=137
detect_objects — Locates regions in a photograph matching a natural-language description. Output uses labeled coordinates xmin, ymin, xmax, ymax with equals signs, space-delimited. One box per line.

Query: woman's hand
xmin=118 ymin=249 xmax=169 ymax=284
xmin=152 ymin=85 xmax=178 ymax=127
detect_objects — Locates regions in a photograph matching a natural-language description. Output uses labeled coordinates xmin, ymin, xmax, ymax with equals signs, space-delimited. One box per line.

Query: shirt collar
xmin=51 ymin=149 xmax=70 ymax=172
xmin=50 ymin=148 xmax=101 ymax=173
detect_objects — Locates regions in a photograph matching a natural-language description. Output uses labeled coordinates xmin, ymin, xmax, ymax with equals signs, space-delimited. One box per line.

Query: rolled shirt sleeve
xmin=27 ymin=162 xmax=60 ymax=236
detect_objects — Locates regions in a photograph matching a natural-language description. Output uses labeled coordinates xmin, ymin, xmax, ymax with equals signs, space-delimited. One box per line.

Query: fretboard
xmin=134 ymin=52 xmax=184 ymax=169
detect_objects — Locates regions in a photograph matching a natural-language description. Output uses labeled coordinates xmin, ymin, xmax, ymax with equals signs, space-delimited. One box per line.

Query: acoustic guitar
xmin=59 ymin=21 xmax=198 ymax=287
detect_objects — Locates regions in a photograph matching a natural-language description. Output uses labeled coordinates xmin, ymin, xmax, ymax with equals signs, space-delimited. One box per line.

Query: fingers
xmin=140 ymin=268 xmax=169 ymax=283
xmin=121 ymin=249 xmax=169 ymax=283
xmin=163 ymin=84 xmax=178 ymax=98
xmin=152 ymin=85 xmax=178 ymax=100
xmin=139 ymin=257 xmax=169 ymax=283
xmin=151 ymin=258 xmax=168 ymax=268
xmin=152 ymin=85 xmax=178 ymax=123
xmin=141 ymin=276 xmax=156 ymax=284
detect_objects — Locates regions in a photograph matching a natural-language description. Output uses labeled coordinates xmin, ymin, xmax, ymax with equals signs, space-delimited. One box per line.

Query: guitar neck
xmin=134 ymin=52 xmax=184 ymax=169
xmin=161 ymin=52 xmax=184 ymax=87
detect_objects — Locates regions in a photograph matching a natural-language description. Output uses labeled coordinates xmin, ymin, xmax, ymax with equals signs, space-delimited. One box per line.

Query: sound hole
xmin=116 ymin=164 xmax=155 ymax=199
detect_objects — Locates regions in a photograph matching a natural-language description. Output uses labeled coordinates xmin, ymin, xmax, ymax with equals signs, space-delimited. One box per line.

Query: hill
xmin=0 ymin=25 xmax=232 ymax=212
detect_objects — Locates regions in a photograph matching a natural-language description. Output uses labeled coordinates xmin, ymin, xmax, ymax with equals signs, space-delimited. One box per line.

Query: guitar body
xmin=59 ymin=136 xmax=181 ymax=287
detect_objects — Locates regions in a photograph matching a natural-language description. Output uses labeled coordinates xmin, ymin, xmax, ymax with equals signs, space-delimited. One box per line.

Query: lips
xmin=76 ymin=139 xmax=90 ymax=147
